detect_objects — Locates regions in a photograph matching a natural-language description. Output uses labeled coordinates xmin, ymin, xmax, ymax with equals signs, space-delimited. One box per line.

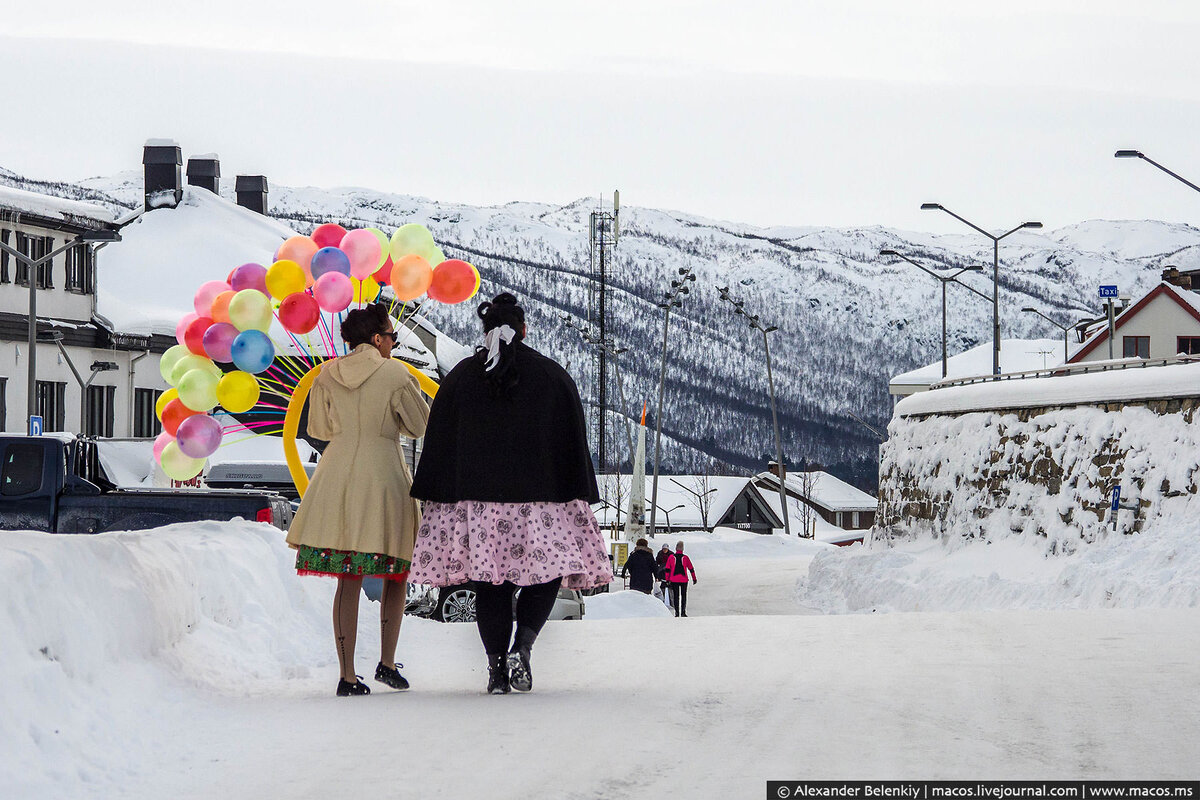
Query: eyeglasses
xmin=378 ymin=330 xmax=397 ymax=342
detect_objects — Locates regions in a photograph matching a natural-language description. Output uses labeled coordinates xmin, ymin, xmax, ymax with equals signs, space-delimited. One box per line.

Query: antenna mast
xmin=588 ymin=191 xmax=620 ymax=474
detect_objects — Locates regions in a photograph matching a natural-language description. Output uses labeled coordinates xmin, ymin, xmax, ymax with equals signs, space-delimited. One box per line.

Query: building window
xmin=85 ymin=385 xmax=116 ymax=437
xmin=852 ymin=511 xmax=860 ymax=528
xmin=1178 ymin=337 xmax=1200 ymax=355
xmin=15 ymin=232 xmax=29 ymax=285
xmin=1122 ymin=336 xmax=1150 ymax=359
xmin=64 ymin=244 xmax=93 ymax=293
xmin=134 ymin=388 xmax=162 ymax=438
xmin=0 ymin=377 xmax=6 ymax=432
xmin=35 ymin=381 xmax=66 ymax=432
xmin=13 ymin=233 xmax=53 ymax=288
xmin=0 ymin=228 xmax=9 ymax=283
xmin=835 ymin=511 xmax=844 ymax=528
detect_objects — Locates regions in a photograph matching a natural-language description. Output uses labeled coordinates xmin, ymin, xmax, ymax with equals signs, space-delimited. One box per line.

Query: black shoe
xmin=507 ymin=646 xmax=533 ymax=693
xmin=375 ymin=662 xmax=409 ymax=691
xmin=486 ymin=653 xmax=510 ymax=694
xmin=337 ymin=677 xmax=371 ymax=697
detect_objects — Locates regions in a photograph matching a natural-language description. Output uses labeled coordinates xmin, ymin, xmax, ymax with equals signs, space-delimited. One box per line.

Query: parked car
xmin=0 ymin=435 xmax=292 ymax=534
xmin=362 ymin=580 xmax=585 ymax=622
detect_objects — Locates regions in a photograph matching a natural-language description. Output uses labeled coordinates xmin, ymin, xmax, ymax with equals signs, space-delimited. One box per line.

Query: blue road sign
xmin=29 ymin=415 xmax=43 ymax=436
xmin=1111 ymin=485 xmax=1121 ymax=512
xmin=1099 ymin=285 xmax=1119 ymax=298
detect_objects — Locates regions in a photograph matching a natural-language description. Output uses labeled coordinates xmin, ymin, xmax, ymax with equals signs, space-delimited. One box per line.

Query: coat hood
xmin=323 ymin=344 xmax=388 ymax=390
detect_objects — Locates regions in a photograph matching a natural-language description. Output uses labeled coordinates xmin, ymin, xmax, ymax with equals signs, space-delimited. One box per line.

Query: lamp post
xmin=561 ymin=314 xmax=636 ymax=470
xmin=880 ymin=249 xmax=986 ymax=378
xmin=716 ymin=286 xmax=792 ymax=537
xmin=1115 ymin=150 xmax=1200 ymax=195
xmin=920 ymin=204 xmax=1042 ymax=377
xmin=1020 ymin=307 xmax=1072 ymax=365
xmin=0 ymin=228 xmax=121 ymax=430
xmin=647 ymin=267 xmax=696 ymax=538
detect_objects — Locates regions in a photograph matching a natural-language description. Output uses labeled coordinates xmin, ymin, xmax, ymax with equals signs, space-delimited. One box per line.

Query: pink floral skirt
xmin=410 ymin=499 xmax=614 ymax=590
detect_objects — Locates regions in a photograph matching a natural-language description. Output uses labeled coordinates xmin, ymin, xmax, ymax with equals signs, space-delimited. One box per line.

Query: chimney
xmin=186 ymin=153 xmax=221 ymax=194
xmin=142 ymin=139 xmax=182 ymax=211
xmin=235 ymin=175 xmax=269 ymax=215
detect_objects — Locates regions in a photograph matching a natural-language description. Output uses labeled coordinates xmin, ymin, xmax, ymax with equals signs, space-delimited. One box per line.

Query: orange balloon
xmin=427 ymin=259 xmax=477 ymax=304
xmin=390 ymin=254 xmax=433 ymax=302
xmin=279 ymin=236 xmax=319 ymax=286
xmin=161 ymin=398 xmax=200 ymax=437
xmin=210 ymin=290 xmax=236 ymax=324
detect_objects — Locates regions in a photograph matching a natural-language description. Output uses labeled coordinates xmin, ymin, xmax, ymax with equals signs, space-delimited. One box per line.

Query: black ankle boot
xmin=486 ymin=653 xmax=510 ymax=694
xmin=336 ymin=677 xmax=371 ymax=697
xmin=507 ymin=645 xmax=533 ymax=692
xmin=375 ymin=662 xmax=409 ymax=691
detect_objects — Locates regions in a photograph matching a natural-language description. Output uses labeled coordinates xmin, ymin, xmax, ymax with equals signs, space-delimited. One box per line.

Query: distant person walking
xmin=621 ymin=538 xmax=660 ymax=594
xmin=409 ymin=293 xmax=612 ymax=694
xmin=287 ymin=304 xmax=429 ymax=697
xmin=663 ymin=541 xmax=697 ymax=617
xmin=656 ymin=544 xmax=673 ymax=607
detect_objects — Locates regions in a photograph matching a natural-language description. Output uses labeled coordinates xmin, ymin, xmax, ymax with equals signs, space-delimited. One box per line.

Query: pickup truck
xmin=0 ymin=435 xmax=293 ymax=534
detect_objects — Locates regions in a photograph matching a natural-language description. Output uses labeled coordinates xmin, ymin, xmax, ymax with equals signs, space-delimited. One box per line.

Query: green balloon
xmin=390 ymin=223 xmax=436 ymax=260
xmin=367 ymin=228 xmax=390 ymax=269
xmin=160 ymin=441 xmax=205 ymax=481
xmin=177 ymin=368 xmax=220 ymax=412
xmin=160 ymin=344 xmax=190 ymax=384
xmin=171 ymin=354 xmax=221 ymax=387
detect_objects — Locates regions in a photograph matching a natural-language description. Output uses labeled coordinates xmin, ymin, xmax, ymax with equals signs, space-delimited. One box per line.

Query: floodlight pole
xmin=648 ymin=267 xmax=696 ymax=538
xmin=1021 ymin=307 xmax=1070 ymax=364
xmin=1114 ymin=150 xmax=1200 ymax=195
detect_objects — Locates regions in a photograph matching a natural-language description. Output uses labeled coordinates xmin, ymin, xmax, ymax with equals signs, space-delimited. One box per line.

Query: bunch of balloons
xmin=152 ymin=221 xmax=480 ymax=481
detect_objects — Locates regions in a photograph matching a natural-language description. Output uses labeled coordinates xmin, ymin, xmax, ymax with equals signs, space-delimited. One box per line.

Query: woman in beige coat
xmin=287 ymin=303 xmax=429 ymax=697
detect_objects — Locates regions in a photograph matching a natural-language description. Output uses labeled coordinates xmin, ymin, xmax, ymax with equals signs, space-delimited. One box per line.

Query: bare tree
xmin=670 ymin=467 xmax=718 ymax=532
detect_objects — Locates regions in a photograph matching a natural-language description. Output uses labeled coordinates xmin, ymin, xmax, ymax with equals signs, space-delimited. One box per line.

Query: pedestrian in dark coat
xmin=620 ymin=538 xmax=659 ymax=594
xmin=655 ymin=544 xmax=672 ymax=606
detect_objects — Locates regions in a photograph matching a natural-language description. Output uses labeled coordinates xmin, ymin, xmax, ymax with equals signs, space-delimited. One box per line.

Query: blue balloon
xmin=310 ymin=246 xmax=351 ymax=280
xmin=230 ymin=330 xmax=275 ymax=374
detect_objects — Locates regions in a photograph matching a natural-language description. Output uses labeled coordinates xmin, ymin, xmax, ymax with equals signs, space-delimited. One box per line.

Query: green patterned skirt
xmin=295 ymin=545 xmax=411 ymax=580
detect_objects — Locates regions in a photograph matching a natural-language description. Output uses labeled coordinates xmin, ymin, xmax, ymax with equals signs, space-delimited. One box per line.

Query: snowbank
xmin=662 ymin=527 xmax=834 ymax=559
xmin=797 ymin=512 xmax=1200 ymax=614
xmin=583 ymin=590 xmax=673 ymax=619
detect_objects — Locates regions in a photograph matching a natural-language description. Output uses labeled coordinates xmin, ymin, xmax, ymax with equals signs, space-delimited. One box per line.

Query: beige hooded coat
xmin=286 ymin=344 xmax=430 ymax=562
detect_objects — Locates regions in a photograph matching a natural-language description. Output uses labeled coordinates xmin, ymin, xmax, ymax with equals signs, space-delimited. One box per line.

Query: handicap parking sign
xmin=29 ymin=415 xmax=42 ymax=436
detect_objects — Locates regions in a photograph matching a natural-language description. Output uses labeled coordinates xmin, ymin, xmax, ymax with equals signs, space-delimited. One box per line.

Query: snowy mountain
xmin=6 ymin=167 xmax=1199 ymax=491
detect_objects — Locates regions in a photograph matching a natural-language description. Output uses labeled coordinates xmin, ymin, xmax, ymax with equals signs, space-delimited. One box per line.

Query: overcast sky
xmin=3 ymin=1 xmax=1200 ymax=231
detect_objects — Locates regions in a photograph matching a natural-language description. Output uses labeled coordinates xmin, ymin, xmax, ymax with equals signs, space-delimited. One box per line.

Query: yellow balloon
xmin=155 ymin=387 xmax=179 ymax=421
xmin=228 ymin=289 xmax=273 ymax=332
xmin=177 ymin=369 xmax=220 ymax=412
xmin=170 ymin=353 xmax=221 ymax=386
xmin=470 ymin=263 xmax=480 ymax=298
xmin=353 ymin=276 xmax=381 ymax=304
xmin=266 ymin=259 xmax=306 ymax=299
xmin=160 ymin=441 xmax=205 ymax=481
xmin=217 ymin=371 xmax=261 ymax=414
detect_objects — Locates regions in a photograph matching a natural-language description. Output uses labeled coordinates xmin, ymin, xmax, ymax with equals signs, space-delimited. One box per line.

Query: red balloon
xmin=184 ymin=316 xmax=214 ymax=356
xmin=427 ymin=259 xmax=477 ymax=304
xmin=312 ymin=223 xmax=347 ymax=249
xmin=278 ymin=292 xmax=321 ymax=334
xmin=161 ymin=399 xmax=200 ymax=437
xmin=372 ymin=255 xmax=394 ymax=286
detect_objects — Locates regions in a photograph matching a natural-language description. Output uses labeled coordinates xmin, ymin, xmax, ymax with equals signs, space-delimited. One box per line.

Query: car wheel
xmin=438 ymin=586 xmax=478 ymax=623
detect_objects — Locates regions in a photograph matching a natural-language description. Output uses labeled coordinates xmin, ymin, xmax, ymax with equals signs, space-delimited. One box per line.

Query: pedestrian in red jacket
xmin=662 ymin=541 xmax=697 ymax=617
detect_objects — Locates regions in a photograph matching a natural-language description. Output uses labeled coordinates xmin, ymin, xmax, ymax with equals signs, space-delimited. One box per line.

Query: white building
xmin=889 ymin=338 xmax=1070 ymax=398
xmin=1067 ymin=277 xmax=1200 ymax=364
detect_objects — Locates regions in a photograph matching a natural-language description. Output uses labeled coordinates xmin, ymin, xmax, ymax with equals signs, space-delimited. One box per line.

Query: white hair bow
xmin=483 ymin=324 xmax=516 ymax=371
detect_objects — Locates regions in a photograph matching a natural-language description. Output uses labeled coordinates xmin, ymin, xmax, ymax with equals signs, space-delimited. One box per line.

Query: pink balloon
xmin=313 ymin=272 xmax=353 ymax=313
xmin=312 ymin=223 xmax=348 ymax=249
xmin=176 ymin=414 xmax=223 ymax=459
xmin=176 ymin=312 xmax=199 ymax=345
xmin=194 ymin=280 xmax=231 ymax=318
xmin=340 ymin=229 xmax=384 ymax=280
xmin=153 ymin=431 xmax=174 ymax=462
xmin=230 ymin=263 xmax=269 ymax=295
xmin=202 ymin=322 xmax=240 ymax=363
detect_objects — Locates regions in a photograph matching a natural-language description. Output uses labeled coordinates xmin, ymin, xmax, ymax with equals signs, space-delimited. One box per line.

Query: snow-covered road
xmin=4 ymin=524 xmax=1198 ymax=799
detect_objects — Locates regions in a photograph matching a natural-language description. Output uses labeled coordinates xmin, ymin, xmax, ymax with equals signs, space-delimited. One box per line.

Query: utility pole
xmin=648 ymin=267 xmax=696 ymax=538
xmin=587 ymin=191 xmax=619 ymax=473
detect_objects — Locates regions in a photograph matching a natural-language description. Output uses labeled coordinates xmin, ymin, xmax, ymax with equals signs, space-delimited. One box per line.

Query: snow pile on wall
xmin=795 ymin=509 xmax=1200 ymax=613
xmin=0 ymin=522 xmax=332 ymax=797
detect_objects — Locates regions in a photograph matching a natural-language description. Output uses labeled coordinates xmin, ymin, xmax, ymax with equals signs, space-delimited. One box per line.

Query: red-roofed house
xmin=1067 ymin=278 xmax=1200 ymax=364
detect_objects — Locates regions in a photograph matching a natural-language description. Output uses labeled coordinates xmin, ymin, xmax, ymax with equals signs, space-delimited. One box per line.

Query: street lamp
xmin=37 ymin=331 xmax=120 ymax=433
xmin=1115 ymin=150 xmax=1200 ymax=195
xmin=647 ymin=267 xmax=697 ymax=540
xmin=880 ymin=249 xmax=987 ymax=378
xmin=1020 ymin=307 xmax=1072 ymax=365
xmin=0 ymin=227 xmax=121 ymax=431
xmin=920 ymin=203 xmax=1042 ymax=377
xmin=716 ymin=286 xmax=792 ymax=537
xmin=561 ymin=313 xmax=636 ymax=471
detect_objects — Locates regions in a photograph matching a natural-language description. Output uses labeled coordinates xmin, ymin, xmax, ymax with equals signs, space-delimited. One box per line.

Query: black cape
xmin=410 ymin=342 xmax=600 ymax=504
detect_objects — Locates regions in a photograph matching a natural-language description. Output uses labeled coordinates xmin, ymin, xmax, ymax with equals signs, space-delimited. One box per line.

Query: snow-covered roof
xmin=895 ymin=359 xmax=1200 ymax=417
xmin=594 ymin=475 xmax=753 ymax=529
xmin=0 ymin=184 xmax=115 ymax=225
xmin=1070 ymin=282 xmax=1200 ymax=363
xmin=411 ymin=312 xmax=473 ymax=373
xmin=754 ymin=485 xmax=865 ymax=544
xmin=756 ymin=470 xmax=877 ymax=512
xmin=98 ymin=187 xmax=295 ymax=336
xmin=890 ymin=338 xmax=1071 ymax=395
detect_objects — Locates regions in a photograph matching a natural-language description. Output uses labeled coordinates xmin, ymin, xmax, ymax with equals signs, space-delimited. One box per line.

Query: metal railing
xmin=928 ymin=354 xmax=1200 ymax=391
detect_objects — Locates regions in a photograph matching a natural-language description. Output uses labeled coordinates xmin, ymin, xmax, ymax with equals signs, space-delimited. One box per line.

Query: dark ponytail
xmin=475 ymin=292 xmax=525 ymax=394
